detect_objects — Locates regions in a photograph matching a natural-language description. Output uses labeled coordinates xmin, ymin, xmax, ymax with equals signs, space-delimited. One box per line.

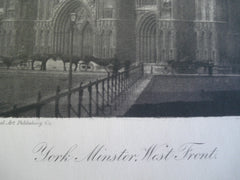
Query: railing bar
xmin=90 ymin=97 xmax=106 ymax=113
xmin=78 ymin=104 xmax=90 ymax=116
xmin=97 ymin=91 xmax=109 ymax=104
xmin=71 ymin=106 xmax=79 ymax=117
xmin=0 ymin=65 xmax=143 ymax=117
xmin=58 ymin=111 xmax=63 ymax=118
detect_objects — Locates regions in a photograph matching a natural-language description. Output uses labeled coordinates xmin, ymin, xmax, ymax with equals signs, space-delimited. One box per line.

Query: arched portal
xmin=53 ymin=0 xmax=94 ymax=58
xmin=137 ymin=13 xmax=157 ymax=63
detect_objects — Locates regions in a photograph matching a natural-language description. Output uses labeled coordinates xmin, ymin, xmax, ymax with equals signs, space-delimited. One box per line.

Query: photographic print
xmin=0 ymin=0 xmax=239 ymax=118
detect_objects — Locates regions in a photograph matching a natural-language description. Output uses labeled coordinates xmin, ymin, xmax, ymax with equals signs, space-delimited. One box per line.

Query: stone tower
xmin=0 ymin=0 xmax=37 ymax=56
xmin=136 ymin=0 xmax=233 ymax=65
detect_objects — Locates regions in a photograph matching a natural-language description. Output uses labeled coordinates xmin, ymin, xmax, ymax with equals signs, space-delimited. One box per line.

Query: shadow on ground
xmin=125 ymin=76 xmax=240 ymax=117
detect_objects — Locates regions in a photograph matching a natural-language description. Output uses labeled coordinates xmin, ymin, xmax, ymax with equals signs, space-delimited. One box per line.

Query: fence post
xmin=118 ymin=72 xmax=121 ymax=96
xmin=36 ymin=91 xmax=42 ymax=118
xmin=124 ymin=71 xmax=126 ymax=92
xmin=126 ymin=69 xmax=129 ymax=90
xmin=120 ymin=72 xmax=124 ymax=102
xmin=55 ymin=86 xmax=60 ymax=118
xmin=102 ymin=79 xmax=105 ymax=112
xmin=88 ymin=81 xmax=92 ymax=117
xmin=78 ymin=83 xmax=83 ymax=117
xmin=107 ymin=73 xmax=110 ymax=106
xmin=67 ymin=92 xmax=71 ymax=118
xmin=122 ymin=72 xmax=124 ymax=92
xmin=114 ymin=74 xmax=117 ymax=110
xmin=115 ymin=75 xmax=117 ymax=100
xmin=96 ymin=80 xmax=99 ymax=116
xmin=13 ymin=105 xmax=18 ymax=117
xmin=111 ymin=75 xmax=114 ymax=104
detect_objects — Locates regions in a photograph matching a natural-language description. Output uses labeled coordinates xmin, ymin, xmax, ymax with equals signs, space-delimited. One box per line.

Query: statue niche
xmin=160 ymin=0 xmax=172 ymax=19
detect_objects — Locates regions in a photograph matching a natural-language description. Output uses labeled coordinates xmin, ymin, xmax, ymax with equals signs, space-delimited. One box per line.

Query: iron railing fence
xmin=0 ymin=64 xmax=144 ymax=118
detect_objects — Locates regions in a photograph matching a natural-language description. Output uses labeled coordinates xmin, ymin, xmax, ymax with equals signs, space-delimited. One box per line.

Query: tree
xmin=56 ymin=54 xmax=80 ymax=72
xmin=30 ymin=54 xmax=57 ymax=71
xmin=0 ymin=56 xmax=14 ymax=70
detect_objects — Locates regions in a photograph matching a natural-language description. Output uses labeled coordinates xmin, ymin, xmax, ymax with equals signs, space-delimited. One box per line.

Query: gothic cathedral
xmin=0 ymin=0 xmax=239 ymax=66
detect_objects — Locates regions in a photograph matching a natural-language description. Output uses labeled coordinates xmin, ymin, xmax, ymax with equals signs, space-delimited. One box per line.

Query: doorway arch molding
xmin=51 ymin=0 xmax=95 ymax=56
xmin=136 ymin=12 xmax=157 ymax=63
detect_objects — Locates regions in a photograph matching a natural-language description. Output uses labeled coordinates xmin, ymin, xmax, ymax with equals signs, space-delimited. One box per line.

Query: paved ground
xmin=125 ymin=75 xmax=240 ymax=117
xmin=0 ymin=69 xmax=106 ymax=113
xmin=110 ymin=75 xmax=152 ymax=117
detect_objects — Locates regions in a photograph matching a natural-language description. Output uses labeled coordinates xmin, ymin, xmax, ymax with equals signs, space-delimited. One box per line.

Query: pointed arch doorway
xmin=137 ymin=13 xmax=157 ymax=63
xmin=53 ymin=0 xmax=94 ymax=58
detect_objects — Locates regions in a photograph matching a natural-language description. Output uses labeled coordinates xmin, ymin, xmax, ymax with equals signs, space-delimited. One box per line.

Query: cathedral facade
xmin=0 ymin=0 xmax=239 ymax=66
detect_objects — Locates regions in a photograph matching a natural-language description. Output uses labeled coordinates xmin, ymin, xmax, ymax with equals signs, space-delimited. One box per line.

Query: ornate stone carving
xmin=162 ymin=0 xmax=171 ymax=9
xmin=52 ymin=0 xmax=96 ymax=19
